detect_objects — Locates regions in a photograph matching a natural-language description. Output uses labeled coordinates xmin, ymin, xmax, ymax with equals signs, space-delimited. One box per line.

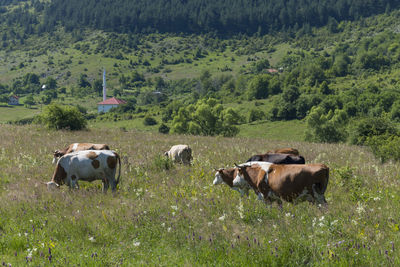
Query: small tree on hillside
xmin=35 ymin=104 xmax=87 ymax=130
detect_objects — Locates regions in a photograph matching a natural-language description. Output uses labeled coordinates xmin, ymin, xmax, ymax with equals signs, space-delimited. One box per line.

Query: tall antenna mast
xmin=102 ymin=68 xmax=106 ymax=101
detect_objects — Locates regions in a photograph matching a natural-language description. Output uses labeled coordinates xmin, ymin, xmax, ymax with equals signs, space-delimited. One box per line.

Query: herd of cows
xmin=45 ymin=143 xmax=329 ymax=205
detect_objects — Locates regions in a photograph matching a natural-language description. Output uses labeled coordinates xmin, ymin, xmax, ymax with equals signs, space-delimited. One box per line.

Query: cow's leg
xmin=294 ymin=188 xmax=314 ymax=204
xmin=312 ymin=184 xmax=327 ymax=204
xmin=102 ymin=178 xmax=109 ymax=193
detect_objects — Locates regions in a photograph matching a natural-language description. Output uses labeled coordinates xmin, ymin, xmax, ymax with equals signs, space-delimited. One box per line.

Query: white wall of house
xmin=98 ymin=104 xmax=119 ymax=113
xmin=8 ymin=97 xmax=19 ymax=105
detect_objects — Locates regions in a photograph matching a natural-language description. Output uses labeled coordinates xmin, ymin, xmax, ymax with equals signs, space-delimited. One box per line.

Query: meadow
xmin=0 ymin=124 xmax=399 ymax=266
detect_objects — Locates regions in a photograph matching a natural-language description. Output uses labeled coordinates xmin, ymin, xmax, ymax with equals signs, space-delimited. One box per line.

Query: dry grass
xmin=0 ymin=125 xmax=399 ymax=265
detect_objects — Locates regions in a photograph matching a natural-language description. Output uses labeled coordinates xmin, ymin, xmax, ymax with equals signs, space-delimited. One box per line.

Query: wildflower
xmin=285 ymin=213 xmax=291 ymax=217
xmin=133 ymin=241 xmax=140 ymax=247
xmin=88 ymin=236 xmax=96 ymax=242
xmin=257 ymin=218 xmax=262 ymax=222
xmin=171 ymin=205 xmax=178 ymax=211
xmin=218 ymin=214 xmax=225 ymax=221
xmin=208 ymin=222 xmax=213 ymax=226
xmin=167 ymin=227 xmax=171 ymax=232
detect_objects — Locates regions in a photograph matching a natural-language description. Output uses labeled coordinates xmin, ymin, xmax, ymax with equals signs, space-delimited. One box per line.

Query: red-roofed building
xmin=97 ymin=97 xmax=127 ymax=113
xmin=8 ymin=95 xmax=19 ymax=105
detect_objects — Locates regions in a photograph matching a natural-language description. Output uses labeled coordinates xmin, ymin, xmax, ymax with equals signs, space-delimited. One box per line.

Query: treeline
xmin=2 ymin=0 xmax=399 ymax=35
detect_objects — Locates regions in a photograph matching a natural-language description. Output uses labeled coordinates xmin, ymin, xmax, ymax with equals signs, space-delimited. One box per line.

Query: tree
xmin=247 ymin=74 xmax=270 ymax=100
xmin=305 ymin=106 xmax=348 ymax=143
xmin=92 ymin=79 xmax=103 ymax=96
xmin=78 ymin=74 xmax=91 ymax=88
xmin=35 ymin=104 xmax=87 ymax=130
xmin=24 ymin=94 xmax=35 ymax=107
xmin=45 ymin=77 xmax=57 ymax=90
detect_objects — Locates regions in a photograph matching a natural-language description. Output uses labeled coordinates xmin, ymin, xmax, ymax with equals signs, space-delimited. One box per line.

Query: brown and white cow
xmin=213 ymin=161 xmax=273 ymax=197
xmin=164 ymin=144 xmax=192 ymax=165
xmin=48 ymin=150 xmax=121 ymax=192
xmin=233 ymin=163 xmax=329 ymax=204
xmin=53 ymin=143 xmax=110 ymax=164
xmin=266 ymin=148 xmax=299 ymax=155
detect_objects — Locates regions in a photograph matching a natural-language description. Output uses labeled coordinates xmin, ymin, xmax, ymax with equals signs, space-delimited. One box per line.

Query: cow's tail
xmin=114 ymin=152 xmax=122 ymax=186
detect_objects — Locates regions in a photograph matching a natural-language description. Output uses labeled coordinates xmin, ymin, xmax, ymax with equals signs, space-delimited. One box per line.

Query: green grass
xmin=0 ymin=125 xmax=399 ymax=265
xmin=0 ymin=105 xmax=41 ymax=122
xmin=238 ymin=120 xmax=307 ymax=141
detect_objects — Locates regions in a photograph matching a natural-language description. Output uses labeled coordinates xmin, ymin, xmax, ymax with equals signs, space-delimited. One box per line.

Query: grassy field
xmin=0 ymin=105 xmax=41 ymax=123
xmin=0 ymin=125 xmax=399 ymax=265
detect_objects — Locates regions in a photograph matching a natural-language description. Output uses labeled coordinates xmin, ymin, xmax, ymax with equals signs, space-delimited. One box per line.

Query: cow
xmin=233 ymin=163 xmax=329 ymax=204
xmin=267 ymin=148 xmax=299 ymax=155
xmin=246 ymin=153 xmax=305 ymax=164
xmin=213 ymin=161 xmax=273 ymax=197
xmin=52 ymin=143 xmax=110 ymax=164
xmin=49 ymin=150 xmax=121 ymax=192
xmin=164 ymin=144 xmax=192 ymax=165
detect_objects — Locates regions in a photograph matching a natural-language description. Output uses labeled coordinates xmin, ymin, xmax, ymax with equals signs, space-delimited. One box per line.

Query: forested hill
xmin=3 ymin=0 xmax=400 ymax=35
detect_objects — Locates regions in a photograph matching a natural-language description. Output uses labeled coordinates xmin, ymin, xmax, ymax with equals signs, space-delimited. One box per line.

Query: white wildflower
xmin=88 ymin=236 xmax=96 ymax=242
xmin=161 ymin=223 xmax=165 ymax=227
xmin=373 ymin=196 xmax=381 ymax=201
xmin=356 ymin=203 xmax=365 ymax=214
xmin=171 ymin=205 xmax=178 ymax=211
xmin=167 ymin=227 xmax=172 ymax=232
xmin=208 ymin=222 xmax=213 ymax=226
xmin=257 ymin=218 xmax=262 ymax=222
xmin=133 ymin=241 xmax=140 ymax=247
xmin=218 ymin=214 xmax=225 ymax=221
xmin=285 ymin=213 xmax=291 ymax=217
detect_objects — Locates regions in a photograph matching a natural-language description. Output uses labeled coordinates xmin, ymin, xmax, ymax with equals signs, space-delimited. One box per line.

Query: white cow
xmin=164 ymin=144 xmax=192 ymax=165
xmin=49 ymin=150 xmax=121 ymax=192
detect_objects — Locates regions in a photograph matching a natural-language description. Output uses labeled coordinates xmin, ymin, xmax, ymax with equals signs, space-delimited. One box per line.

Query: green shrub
xmin=152 ymin=154 xmax=174 ymax=171
xmin=158 ymin=123 xmax=170 ymax=134
xmin=34 ymin=103 xmax=87 ymax=130
xmin=366 ymin=134 xmax=400 ymax=162
xmin=143 ymin=116 xmax=157 ymax=126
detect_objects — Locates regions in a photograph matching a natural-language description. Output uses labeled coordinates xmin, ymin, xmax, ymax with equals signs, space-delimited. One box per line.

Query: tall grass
xmin=0 ymin=125 xmax=399 ymax=265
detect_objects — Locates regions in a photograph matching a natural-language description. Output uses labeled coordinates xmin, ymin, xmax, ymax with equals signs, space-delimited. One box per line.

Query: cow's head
xmin=52 ymin=150 xmax=64 ymax=164
xmin=45 ymin=181 xmax=60 ymax=190
xmin=233 ymin=165 xmax=249 ymax=188
xmin=213 ymin=168 xmax=225 ymax=185
xmin=51 ymin=163 xmax=67 ymax=186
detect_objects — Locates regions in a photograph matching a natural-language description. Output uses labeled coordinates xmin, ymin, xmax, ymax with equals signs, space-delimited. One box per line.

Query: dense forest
xmin=1 ymin=0 xmax=400 ymax=35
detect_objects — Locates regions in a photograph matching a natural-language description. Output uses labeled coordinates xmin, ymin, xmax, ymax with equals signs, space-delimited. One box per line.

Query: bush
xmin=35 ymin=104 xmax=87 ymax=130
xmin=366 ymin=134 xmax=400 ymax=163
xmin=348 ymin=116 xmax=398 ymax=145
xmin=143 ymin=116 xmax=157 ymax=126
xmin=152 ymin=154 xmax=174 ymax=171
xmin=158 ymin=123 xmax=170 ymax=134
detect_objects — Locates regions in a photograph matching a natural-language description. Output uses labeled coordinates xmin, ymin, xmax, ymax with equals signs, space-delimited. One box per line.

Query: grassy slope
xmin=0 ymin=105 xmax=41 ymax=122
xmin=0 ymin=125 xmax=399 ymax=265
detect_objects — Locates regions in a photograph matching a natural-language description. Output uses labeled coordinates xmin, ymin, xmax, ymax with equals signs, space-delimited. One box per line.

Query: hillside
xmin=1 ymin=2 xmax=400 ymax=158
xmin=0 ymin=125 xmax=399 ymax=265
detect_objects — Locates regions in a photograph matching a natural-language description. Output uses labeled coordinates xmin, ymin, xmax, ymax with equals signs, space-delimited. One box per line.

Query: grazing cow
xmin=49 ymin=150 xmax=121 ymax=192
xmin=267 ymin=148 xmax=299 ymax=155
xmin=213 ymin=161 xmax=272 ymax=197
xmin=53 ymin=143 xmax=110 ymax=164
xmin=233 ymin=163 xmax=329 ymax=204
xmin=246 ymin=153 xmax=305 ymax=164
xmin=164 ymin=144 xmax=192 ymax=165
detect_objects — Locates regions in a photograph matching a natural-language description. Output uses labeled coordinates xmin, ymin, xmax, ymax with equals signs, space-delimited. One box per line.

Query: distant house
xmin=97 ymin=97 xmax=127 ymax=113
xmin=267 ymin=68 xmax=279 ymax=74
xmin=8 ymin=95 xmax=19 ymax=105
